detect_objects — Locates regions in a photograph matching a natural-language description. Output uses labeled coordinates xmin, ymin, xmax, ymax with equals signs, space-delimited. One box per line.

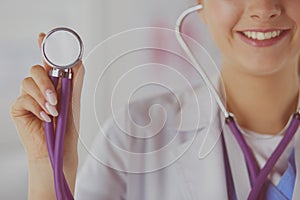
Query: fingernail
xmin=45 ymin=89 xmax=57 ymax=105
xmin=45 ymin=102 xmax=58 ymax=117
xmin=40 ymin=111 xmax=51 ymax=123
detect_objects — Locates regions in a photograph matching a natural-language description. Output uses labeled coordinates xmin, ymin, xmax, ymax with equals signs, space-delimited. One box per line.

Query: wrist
xmin=27 ymin=156 xmax=78 ymax=198
xmin=27 ymin=158 xmax=56 ymax=200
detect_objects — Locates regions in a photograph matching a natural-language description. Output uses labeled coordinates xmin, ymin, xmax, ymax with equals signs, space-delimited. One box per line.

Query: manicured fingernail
xmin=40 ymin=111 xmax=51 ymax=122
xmin=45 ymin=102 xmax=58 ymax=117
xmin=45 ymin=89 xmax=57 ymax=105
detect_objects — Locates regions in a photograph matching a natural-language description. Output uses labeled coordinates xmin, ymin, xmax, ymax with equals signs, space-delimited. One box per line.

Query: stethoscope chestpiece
xmin=41 ymin=27 xmax=84 ymax=70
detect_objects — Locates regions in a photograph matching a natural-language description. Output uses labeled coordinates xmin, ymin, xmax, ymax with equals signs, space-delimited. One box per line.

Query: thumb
xmin=68 ymin=60 xmax=85 ymax=134
xmin=71 ymin=60 xmax=85 ymax=100
xmin=37 ymin=32 xmax=52 ymax=72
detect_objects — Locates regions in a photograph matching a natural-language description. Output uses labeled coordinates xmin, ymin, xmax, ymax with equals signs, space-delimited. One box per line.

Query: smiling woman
xmin=9 ymin=0 xmax=300 ymax=200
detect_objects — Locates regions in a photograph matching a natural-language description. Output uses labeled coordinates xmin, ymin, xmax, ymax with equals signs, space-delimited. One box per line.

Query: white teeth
xmin=265 ymin=32 xmax=272 ymax=39
xmin=257 ymin=32 xmax=264 ymax=40
xmin=243 ymin=30 xmax=282 ymax=40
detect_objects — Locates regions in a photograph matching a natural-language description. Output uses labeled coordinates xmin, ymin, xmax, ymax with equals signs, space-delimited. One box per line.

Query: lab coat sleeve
xmin=75 ymin=108 xmax=132 ymax=200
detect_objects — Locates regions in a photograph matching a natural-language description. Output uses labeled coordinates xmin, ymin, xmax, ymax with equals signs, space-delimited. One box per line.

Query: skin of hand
xmin=10 ymin=33 xmax=85 ymax=197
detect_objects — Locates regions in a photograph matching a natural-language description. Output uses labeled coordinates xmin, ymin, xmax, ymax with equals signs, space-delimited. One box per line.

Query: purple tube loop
xmin=247 ymin=113 xmax=300 ymax=200
xmin=225 ymin=113 xmax=300 ymax=200
xmin=44 ymin=76 xmax=74 ymax=200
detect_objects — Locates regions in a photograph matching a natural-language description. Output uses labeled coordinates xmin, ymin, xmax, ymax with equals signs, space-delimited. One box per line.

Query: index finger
xmin=30 ymin=65 xmax=58 ymax=106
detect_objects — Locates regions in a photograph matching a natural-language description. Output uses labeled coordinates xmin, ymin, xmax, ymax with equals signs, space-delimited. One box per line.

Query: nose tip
xmin=249 ymin=3 xmax=282 ymax=22
xmin=251 ymin=11 xmax=281 ymax=21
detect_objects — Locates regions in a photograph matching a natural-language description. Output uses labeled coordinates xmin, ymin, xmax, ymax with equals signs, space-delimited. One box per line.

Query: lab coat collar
xmin=174 ymin=75 xmax=227 ymax=159
xmin=201 ymin=76 xmax=252 ymax=199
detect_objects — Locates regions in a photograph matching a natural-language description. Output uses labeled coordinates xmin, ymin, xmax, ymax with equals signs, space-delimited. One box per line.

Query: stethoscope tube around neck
xmin=175 ymin=4 xmax=230 ymax=119
xmin=175 ymin=4 xmax=300 ymax=200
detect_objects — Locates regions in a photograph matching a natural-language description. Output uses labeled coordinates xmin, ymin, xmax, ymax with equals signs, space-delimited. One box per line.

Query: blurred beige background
xmin=0 ymin=0 xmax=220 ymax=198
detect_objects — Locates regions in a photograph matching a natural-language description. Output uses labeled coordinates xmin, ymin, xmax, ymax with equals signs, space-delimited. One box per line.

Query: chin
xmin=242 ymin=62 xmax=285 ymax=76
xmin=239 ymin=55 xmax=289 ymax=76
xmin=247 ymin=68 xmax=282 ymax=76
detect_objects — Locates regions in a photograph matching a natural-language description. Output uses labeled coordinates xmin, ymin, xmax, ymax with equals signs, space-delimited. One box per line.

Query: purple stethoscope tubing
xmin=225 ymin=116 xmax=260 ymax=186
xmin=42 ymin=27 xmax=83 ymax=200
xmin=227 ymin=113 xmax=300 ymax=200
xmin=44 ymin=76 xmax=73 ymax=200
xmin=175 ymin=5 xmax=300 ymax=200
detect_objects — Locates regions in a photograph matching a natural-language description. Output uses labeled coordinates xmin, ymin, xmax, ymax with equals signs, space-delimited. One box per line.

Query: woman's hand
xmin=10 ymin=33 xmax=85 ymax=199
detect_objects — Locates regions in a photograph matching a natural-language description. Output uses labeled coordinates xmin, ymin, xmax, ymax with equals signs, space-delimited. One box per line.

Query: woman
xmin=10 ymin=0 xmax=300 ymax=199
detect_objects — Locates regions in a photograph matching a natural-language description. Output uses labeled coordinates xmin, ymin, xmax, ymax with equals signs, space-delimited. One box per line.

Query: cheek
xmin=203 ymin=1 xmax=242 ymax=49
xmin=285 ymin=5 xmax=300 ymax=54
xmin=285 ymin=0 xmax=300 ymax=23
xmin=284 ymin=0 xmax=300 ymax=34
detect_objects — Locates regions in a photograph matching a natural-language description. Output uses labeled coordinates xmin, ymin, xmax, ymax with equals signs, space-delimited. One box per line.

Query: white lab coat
xmin=75 ymin=82 xmax=300 ymax=200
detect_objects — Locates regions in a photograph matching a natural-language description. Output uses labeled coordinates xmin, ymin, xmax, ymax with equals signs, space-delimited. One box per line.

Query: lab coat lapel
xmin=174 ymin=89 xmax=228 ymax=199
xmin=174 ymin=127 xmax=228 ymax=200
xmin=291 ymin=82 xmax=300 ymax=199
xmin=292 ymin=129 xmax=300 ymax=199
xmin=222 ymin=124 xmax=252 ymax=200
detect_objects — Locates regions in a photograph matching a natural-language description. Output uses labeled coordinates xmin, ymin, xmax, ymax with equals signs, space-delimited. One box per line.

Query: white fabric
xmin=243 ymin=129 xmax=294 ymax=185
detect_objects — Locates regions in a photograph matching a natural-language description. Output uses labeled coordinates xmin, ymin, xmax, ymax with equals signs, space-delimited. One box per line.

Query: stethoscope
xmin=175 ymin=4 xmax=300 ymax=200
xmin=42 ymin=27 xmax=83 ymax=200
xmin=41 ymin=6 xmax=299 ymax=200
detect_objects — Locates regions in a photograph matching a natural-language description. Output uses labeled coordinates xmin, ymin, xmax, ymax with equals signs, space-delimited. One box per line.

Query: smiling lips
xmin=238 ymin=29 xmax=290 ymax=47
xmin=242 ymin=30 xmax=282 ymax=40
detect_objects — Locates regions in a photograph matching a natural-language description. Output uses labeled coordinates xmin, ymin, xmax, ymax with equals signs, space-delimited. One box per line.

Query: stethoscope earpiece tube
xmin=175 ymin=4 xmax=230 ymax=119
